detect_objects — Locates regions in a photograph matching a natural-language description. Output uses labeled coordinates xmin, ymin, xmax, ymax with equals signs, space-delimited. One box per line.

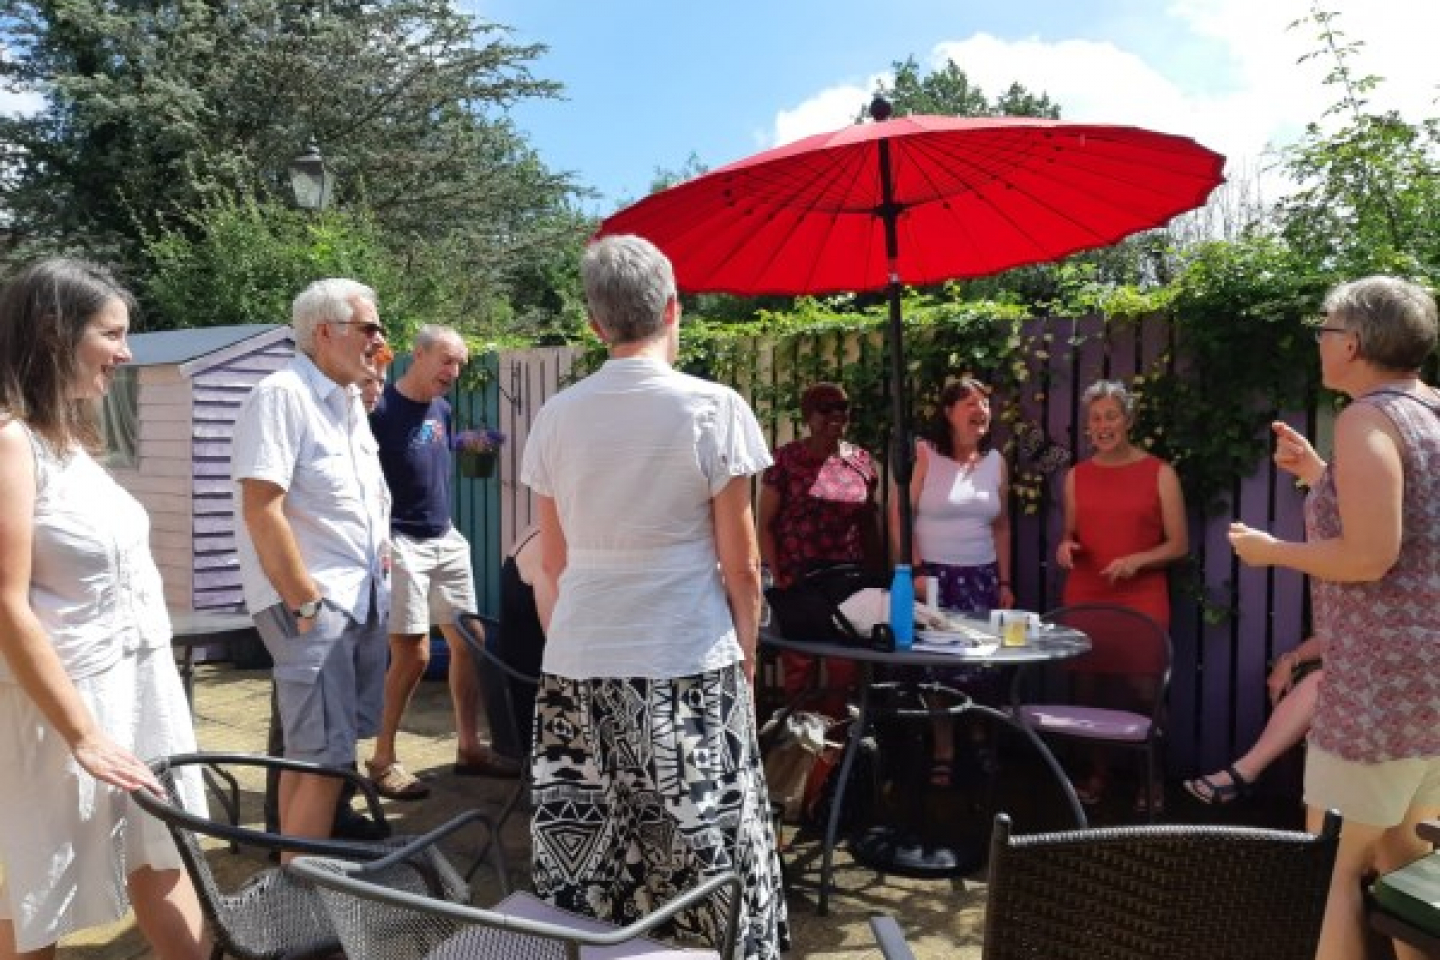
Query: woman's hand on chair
xmin=73 ymin=732 xmax=165 ymax=794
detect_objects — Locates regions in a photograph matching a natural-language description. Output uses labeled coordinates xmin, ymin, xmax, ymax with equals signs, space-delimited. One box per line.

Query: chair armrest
xmin=456 ymin=613 xmax=540 ymax=686
xmin=869 ymin=915 xmax=917 ymax=960
xmin=140 ymin=752 xmax=392 ymax=858
xmin=346 ymin=809 xmax=497 ymax=875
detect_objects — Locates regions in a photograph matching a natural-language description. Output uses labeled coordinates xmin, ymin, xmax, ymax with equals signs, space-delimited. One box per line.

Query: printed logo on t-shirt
xmin=408 ymin=419 xmax=449 ymax=450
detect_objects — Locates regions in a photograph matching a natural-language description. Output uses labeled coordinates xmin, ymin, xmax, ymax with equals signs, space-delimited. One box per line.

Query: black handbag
xmin=765 ymin=563 xmax=889 ymax=645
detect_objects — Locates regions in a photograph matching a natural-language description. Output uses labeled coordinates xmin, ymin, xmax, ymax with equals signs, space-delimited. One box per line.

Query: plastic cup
xmin=1001 ymin=611 xmax=1028 ymax=647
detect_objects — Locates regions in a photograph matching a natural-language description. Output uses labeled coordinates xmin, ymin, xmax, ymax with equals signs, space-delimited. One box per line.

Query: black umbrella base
xmin=850 ymin=825 xmax=985 ymax=879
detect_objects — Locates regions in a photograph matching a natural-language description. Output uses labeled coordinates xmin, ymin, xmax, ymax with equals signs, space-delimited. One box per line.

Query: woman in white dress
xmin=0 ymin=259 xmax=207 ymax=960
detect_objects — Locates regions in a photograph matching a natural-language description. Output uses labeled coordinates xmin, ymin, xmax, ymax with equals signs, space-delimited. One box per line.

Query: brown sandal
xmin=366 ymin=760 xmax=430 ymax=801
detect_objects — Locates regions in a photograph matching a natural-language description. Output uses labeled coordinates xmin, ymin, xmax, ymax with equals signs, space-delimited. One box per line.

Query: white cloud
xmin=762 ymin=74 xmax=885 ymax=149
xmin=766 ymin=0 xmax=1440 ymax=198
xmin=0 ymin=90 xmax=44 ymax=116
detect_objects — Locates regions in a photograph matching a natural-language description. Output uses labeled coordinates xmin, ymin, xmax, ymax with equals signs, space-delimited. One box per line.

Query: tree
xmin=1272 ymin=3 xmax=1440 ymax=280
xmin=0 ymin=0 xmax=580 ymax=325
xmin=864 ymin=56 xmax=1061 ymax=120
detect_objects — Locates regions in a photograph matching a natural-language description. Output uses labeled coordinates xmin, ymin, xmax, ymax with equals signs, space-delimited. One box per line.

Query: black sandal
xmin=1182 ymin=764 xmax=1252 ymax=805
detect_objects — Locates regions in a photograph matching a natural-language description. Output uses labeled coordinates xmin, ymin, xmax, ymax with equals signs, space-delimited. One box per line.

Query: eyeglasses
xmin=813 ymin=400 xmax=851 ymax=415
xmin=1312 ymin=325 xmax=1351 ymax=343
xmin=329 ymin=320 xmax=387 ymax=340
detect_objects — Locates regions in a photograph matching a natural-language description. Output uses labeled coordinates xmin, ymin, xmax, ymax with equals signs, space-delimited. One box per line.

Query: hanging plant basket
xmin=458 ymin=450 xmax=497 ymax=478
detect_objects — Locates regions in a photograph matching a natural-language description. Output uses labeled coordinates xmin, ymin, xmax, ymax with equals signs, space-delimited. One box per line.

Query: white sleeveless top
xmin=0 ymin=427 xmax=171 ymax=684
xmin=914 ymin=444 xmax=1003 ymax=567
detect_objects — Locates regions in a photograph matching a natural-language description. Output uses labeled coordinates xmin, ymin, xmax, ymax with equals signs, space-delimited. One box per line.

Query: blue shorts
xmin=253 ymin=598 xmax=386 ymax=767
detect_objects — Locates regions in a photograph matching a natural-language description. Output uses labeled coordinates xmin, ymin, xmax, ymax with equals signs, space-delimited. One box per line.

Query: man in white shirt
xmin=232 ymin=278 xmax=391 ymax=852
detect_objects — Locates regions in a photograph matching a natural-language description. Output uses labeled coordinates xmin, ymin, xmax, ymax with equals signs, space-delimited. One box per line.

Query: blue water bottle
xmin=889 ymin=563 xmax=915 ymax=650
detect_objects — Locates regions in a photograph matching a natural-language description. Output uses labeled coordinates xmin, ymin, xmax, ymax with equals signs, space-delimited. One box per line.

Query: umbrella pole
xmin=886 ymin=280 xmax=914 ymax=568
xmin=877 ymin=133 xmax=915 ymax=570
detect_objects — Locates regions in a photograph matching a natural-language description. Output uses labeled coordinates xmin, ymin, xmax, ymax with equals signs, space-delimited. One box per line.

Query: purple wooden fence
xmin=1005 ymin=314 xmax=1313 ymax=779
xmin=489 ymin=319 xmax=1317 ymax=779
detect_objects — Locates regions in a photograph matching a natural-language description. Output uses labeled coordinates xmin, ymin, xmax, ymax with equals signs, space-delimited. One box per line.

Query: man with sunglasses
xmin=232 ymin=278 xmax=393 ymax=851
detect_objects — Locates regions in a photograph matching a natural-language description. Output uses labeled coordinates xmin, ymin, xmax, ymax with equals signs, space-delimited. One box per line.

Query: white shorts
xmin=0 ymin=646 xmax=205 ymax=952
xmin=1304 ymin=744 xmax=1440 ymax=827
xmin=389 ymin=527 xmax=476 ymax=635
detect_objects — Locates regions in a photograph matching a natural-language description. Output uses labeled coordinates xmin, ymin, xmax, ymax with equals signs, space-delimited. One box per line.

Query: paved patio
xmin=59 ymin=658 xmax=1305 ymax=959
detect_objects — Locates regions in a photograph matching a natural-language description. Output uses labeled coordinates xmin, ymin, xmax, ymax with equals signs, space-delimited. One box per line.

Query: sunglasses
xmin=330 ymin=320 xmax=387 ymax=340
xmin=812 ymin=399 xmax=851 ymax=415
xmin=1312 ymin=325 xmax=1351 ymax=343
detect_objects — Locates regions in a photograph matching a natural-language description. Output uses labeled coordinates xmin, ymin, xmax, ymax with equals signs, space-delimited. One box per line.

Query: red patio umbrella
xmin=597 ymin=98 xmax=1226 ymax=566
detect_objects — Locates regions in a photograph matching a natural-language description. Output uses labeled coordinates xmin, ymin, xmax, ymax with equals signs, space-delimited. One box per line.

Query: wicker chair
xmin=290 ymin=827 xmax=742 ymax=960
xmin=132 ymin=752 xmax=475 ymax=960
xmin=870 ymin=811 xmax=1340 ymax=960
xmin=1011 ymin=604 xmax=1172 ymax=820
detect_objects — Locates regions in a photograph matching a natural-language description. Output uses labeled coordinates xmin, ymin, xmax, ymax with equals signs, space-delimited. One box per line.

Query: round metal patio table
xmin=761 ymin=616 xmax=1090 ymax=915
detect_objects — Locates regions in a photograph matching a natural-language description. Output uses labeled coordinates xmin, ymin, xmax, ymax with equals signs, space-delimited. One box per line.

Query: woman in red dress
xmin=1056 ymin=379 xmax=1189 ymax=809
xmin=759 ymin=382 xmax=882 ymax=715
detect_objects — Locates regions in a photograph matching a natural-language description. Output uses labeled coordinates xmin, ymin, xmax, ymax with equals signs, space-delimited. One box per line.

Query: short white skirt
xmin=0 ymin=644 xmax=205 ymax=952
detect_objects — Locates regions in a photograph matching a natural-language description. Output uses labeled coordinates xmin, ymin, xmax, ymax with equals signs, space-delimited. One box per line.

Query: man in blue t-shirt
xmin=365 ymin=325 xmax=519 ymax=800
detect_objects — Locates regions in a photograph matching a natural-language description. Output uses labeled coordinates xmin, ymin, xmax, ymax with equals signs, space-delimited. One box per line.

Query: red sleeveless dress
xmin=1062 ymin=455 xmax=1170 ymax=628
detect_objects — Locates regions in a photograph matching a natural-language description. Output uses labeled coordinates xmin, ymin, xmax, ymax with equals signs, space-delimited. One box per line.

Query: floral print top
xmin=1307 ymin=389 xmax=1440 ymax=762
xmin=762 ymin=439 xmax=877 ymax=587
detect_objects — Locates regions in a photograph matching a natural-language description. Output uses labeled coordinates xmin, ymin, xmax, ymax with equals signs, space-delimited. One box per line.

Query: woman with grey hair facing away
xmin=521 ymin=235 xmax=789 ymax=959
xmin=0 ymin=259 xmax=207 ymax=959
xmin=1231 ymin=276 xmax=1440 ymax=960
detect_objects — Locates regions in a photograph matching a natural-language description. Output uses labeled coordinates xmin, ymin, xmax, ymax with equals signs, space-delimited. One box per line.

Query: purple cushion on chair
xmin=1018 ymin=704 xmax=1151 ymax=742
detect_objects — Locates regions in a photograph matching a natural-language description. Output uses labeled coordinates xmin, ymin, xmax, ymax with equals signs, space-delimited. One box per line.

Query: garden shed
xmin=105 ymin=324 xmax=295 ymax=612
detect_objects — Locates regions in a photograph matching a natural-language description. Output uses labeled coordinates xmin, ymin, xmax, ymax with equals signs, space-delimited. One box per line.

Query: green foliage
xmin=867 ymin=56 xmax=1061 ymax=119
xmin=0 ymin=0 xmax=580 ymax=322
xmin=142 ymin=196 xmax=516 ymax=356
xmin=1134 ymin=235 xmax=1325 ymax=514
xmin=1276 ymin=5 xmax=1440 ymax=278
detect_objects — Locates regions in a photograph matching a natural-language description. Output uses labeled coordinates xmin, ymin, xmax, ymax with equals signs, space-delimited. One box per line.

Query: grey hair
xmin=1322 ymin=275 xmax=1438 ymax=373
xmin=291 ymin=278 xmax=378 ymax=353
xmin=414 ymin=324 xmax=466 ymax=354
xmin=581 ymin=235 xmax=677 ymax=345
xmin=1081 ymin=379 xmax=1135 ymax=418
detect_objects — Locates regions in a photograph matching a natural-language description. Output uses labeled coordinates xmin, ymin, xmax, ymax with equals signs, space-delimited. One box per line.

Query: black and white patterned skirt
xmin=531 ymin=664 xmax=790 ymax=960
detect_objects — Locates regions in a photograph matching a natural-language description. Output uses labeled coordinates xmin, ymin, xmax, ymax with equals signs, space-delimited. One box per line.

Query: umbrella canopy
xmin=597 ymin=103 xmax=1226 ymax=580
xmin=599 ymin=111 xmax=1226 ymax=296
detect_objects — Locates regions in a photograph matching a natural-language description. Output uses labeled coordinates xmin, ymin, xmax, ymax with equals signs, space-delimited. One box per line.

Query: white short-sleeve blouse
xmin=521 ymin=356 xmax=772 ymax=680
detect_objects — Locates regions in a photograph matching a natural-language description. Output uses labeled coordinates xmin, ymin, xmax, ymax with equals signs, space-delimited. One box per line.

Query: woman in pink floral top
xmin=759 ymin=383 xmax=882 ymax=713
xmin=1230 ymin=276 xmax=1440 ymax=960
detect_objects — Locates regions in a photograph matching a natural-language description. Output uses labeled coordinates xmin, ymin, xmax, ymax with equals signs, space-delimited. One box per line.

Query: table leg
xmin=817 ymin=661 xmax=873 ymax=917
xmin=969 ymin=704 xmax=1087 ymax=828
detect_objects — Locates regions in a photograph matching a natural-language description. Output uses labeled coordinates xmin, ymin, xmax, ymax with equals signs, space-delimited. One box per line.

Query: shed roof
xmin=127 ymin=324 xmax=285 ymax=368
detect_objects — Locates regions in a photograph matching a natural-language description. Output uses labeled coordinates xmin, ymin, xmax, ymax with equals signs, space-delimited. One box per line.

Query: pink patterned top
xmin=1307 ymin=389 xmax=1440 ymax=762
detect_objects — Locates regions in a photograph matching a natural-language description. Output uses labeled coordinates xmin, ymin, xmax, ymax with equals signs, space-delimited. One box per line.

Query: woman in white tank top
xmin=890 ymin=376 xmax=1014 ymax=787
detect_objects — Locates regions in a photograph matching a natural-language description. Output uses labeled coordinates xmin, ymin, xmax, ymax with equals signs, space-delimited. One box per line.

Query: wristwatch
xmin=292 ymin=598 xmax=322 ymax=619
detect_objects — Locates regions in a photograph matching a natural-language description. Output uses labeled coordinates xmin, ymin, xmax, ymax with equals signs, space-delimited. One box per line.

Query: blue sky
xmin=477 ymin=0 xmax=1438 ymax=215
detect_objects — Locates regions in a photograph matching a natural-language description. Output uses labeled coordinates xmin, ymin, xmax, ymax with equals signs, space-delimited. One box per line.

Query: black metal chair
xmin=290 ymin=824 xmax=742 ymax=960
xmin=1012 ymin=604 xmax=1172 ymax=820
xmin=132 ymin=752 xmax=473 ymax=960
xmin=870 ymin=810 xmax=1341 ymax=960
xmin=454 ymin=612 xmax=537 ymax=840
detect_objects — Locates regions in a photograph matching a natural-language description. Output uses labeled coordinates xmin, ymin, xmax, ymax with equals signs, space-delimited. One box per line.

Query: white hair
xmin=291 ymin=278 xmax=378 ymax=353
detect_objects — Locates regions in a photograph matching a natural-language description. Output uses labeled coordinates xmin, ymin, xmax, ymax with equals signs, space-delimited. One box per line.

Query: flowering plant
xmin=453 ymin=428 xmax=506 ymax=455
